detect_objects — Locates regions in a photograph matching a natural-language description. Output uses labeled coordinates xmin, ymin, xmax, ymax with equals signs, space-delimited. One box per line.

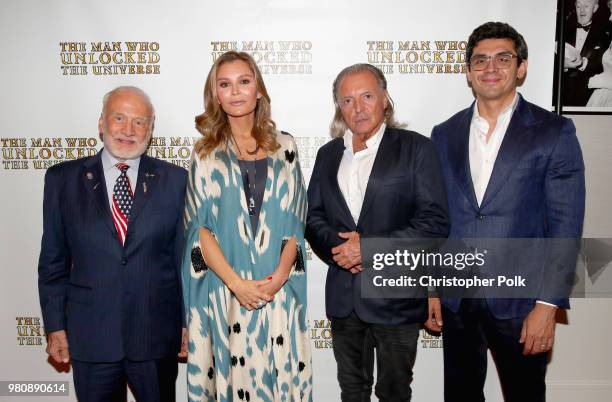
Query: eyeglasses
xmin=469 ymin=53 xmax=519 ymax=71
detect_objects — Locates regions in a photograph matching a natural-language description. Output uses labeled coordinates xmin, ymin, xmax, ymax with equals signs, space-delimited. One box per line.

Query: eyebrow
xmin=216 ymin=73 xmax=254 ymax=82
xmin=472 ymin=51 xmax=515 ymax=57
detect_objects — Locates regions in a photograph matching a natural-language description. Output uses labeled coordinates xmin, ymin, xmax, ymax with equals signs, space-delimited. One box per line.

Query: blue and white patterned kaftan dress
xmin=182 ymin=132 xmax=312 ymax=402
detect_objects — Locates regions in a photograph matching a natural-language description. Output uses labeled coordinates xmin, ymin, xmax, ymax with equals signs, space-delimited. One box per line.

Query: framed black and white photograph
xmin=554 ymin=0 xmax=612 ymax=113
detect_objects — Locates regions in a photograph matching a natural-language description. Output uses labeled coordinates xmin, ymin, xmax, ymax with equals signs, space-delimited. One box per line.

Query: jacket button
xmin=476 ymin=214 xmax=485 ymax=220
xmin=121 ymin=259 xmax=127 ymax=265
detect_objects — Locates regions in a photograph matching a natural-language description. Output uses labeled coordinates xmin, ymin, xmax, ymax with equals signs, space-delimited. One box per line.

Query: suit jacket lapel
xmin=82 ymin=153 xmax=116 ymax=235
xmin=357 ymin=128 xmax=399 ymax=227
xmin=327 ymin=139 xmax=354 ymax=227
xmin=127 ymin=155 xmax=158 ymax=228
xmin=567 ymin=18 xmax=578 ymax=46
xmin=448 ymin=106 xmax=479 ymax=210
xmin=480 ymin=95 xmax=534 ymax=209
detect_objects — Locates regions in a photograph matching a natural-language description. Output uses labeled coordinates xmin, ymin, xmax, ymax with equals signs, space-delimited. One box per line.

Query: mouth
xmin=116 ymin=138 xmax=136 ymax=145
xmin=230 ymin=100 xmax=246 ymax=106
xmin=480 ymin=75 xmax=501 ymax=84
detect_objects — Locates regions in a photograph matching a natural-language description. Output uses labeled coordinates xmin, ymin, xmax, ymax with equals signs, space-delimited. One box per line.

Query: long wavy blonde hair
xmin=194 ymin=51 xmax=279 ymax=158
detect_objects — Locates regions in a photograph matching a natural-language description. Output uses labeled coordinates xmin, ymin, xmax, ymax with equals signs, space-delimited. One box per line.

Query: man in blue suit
xmin=307 ymin=64 xmax=449 ymax=401
xmin=38 ymin=86 xmax=187 ymax=402
xmin=430 ymin=22 xmax=585 ymax=401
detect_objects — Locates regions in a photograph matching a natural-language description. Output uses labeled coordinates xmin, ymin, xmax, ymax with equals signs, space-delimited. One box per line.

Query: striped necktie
xmin=111 ymin=163 xmax=133 ymax=245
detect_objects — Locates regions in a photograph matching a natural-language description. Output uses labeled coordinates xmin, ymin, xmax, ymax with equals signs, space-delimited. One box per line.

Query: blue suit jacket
xmin=431 ymin=95 xmax=585 ymax=319
xmin=306 ymin=127 xmax=449 ymax=325
xmin=38 ymin=151 xmax=187 ymax=362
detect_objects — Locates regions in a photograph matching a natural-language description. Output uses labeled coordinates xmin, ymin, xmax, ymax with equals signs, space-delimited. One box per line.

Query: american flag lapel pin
xmin=143 ymin=182 xmax=148 ymax=194
xmin=86 ymin=172 xmax=100 ymax=189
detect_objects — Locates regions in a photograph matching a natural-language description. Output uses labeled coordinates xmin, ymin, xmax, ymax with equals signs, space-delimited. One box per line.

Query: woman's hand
xmin=257 ymin=270 xmax=289 ymax=300
xmin=228 ymin=277 xmax=273 ymax=310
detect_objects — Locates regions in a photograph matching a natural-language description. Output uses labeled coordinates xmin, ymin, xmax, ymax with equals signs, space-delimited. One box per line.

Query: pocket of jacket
xmin=67 ymin=283 xmax=92 ymax=305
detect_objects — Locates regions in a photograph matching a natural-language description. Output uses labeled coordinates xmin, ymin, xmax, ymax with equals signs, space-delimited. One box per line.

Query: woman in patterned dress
xmin=182 ymin=51 xmax=312 ymax=402
xmin=587 ymin=39 xmax=612 ymax=107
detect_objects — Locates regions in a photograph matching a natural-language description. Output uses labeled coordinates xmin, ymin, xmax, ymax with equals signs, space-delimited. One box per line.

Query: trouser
xmin=72 ymin=356 xmax=178 ymax=402
xmin=331 ymin=312 xmax=420 ymax=402
xmin=443 ymin=298 xmax=548 ymax=402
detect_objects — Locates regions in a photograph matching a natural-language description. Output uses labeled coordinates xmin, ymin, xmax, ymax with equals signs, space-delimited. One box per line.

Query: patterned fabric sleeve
xmin=278 ymin=134 xmax=312 ymax=398
xmin=182 ymin=153 xmax=216 ymax=324
xmin=280 ymin=136 xmax=308 ymax=278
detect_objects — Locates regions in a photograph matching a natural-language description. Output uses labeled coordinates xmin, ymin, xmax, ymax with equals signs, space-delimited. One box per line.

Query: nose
xmin=231 ymin=83 xmax=240 ymax=95
xmin=354 ymin=98 xmax=364 ymax=113
xmin=124 ymin=120 xmax=136 ymax=136
xmin=483 ymin=56 xmax=497 ymax=72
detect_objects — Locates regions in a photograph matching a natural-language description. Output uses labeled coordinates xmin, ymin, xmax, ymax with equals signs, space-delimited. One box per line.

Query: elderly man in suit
xmin=431 ymin=22 xmax=585 ymax=401
xmin=306 ymin=64 xmax=449 ymax=402
xmin=38 ymin=86 xmax=187 ymax=402
xmin=563 ymin=0 xmax=608 ymax=106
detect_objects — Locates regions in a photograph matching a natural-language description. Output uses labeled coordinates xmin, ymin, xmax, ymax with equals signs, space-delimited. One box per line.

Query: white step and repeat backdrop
xmin=1 ymin=0 xmax=589 ymax=401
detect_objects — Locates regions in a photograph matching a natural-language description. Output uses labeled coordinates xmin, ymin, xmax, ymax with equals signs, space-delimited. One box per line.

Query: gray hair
xmin=101 ymin=86 xmax=155 ymax=127
xmin=330 ymin=63 xmax=405 ymax=138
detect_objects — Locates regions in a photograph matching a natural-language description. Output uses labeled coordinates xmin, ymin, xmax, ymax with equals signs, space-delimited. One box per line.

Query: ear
xmin=382 ymin=90 xmax=389 ymax=109
xmin=257 ymin=92 xmax=262 ymax=100
xmin=517 ymin=59 xmax=528 ymax=80
xmin=98 ymin=115 xmax=104 ymax=136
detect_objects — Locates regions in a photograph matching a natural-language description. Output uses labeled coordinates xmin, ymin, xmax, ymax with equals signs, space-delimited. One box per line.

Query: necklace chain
xmin=231 ymin=134 xmax=258 ymax=216
xmin=230 ymin=134 xmax=259 ymax=159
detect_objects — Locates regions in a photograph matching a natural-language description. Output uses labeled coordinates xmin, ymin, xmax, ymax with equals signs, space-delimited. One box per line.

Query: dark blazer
xmin=38 ymin=151 xmax=187 ymax=362
xmin=431 ymin=95 xmax=585 ymax=319
xmin=306 ymin=127 xmax=449 ymax=325
xmin=563 ymin=14 xmax=607 ymax=106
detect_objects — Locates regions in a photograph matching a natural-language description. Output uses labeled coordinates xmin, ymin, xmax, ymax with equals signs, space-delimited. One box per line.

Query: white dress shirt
xmin=337 ymin=123 xmax=386 ymax=224
xmin=575 ymin=26 xmax=589 ymax=55
xmin=469 ymin=93 xmax=518 ymax=206
xmin=469 ymin=94 xmax=555 ymax=308
xmin=101 ymin=148 xmax=140 ymax=208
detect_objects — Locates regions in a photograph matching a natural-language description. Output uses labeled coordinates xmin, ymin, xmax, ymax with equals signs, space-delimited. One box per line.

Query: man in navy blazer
xmin=38 ymin=86 xmax=187 ymax=402
xmin=431 ymin=22 xmax=585 ymax=401
xmin=306 ymin=64 xmax=449 ymax=401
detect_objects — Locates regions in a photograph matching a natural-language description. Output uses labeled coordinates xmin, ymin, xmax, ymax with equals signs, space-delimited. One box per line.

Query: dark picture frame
xmin=554 ymin=0 xmax=612 ymax=114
